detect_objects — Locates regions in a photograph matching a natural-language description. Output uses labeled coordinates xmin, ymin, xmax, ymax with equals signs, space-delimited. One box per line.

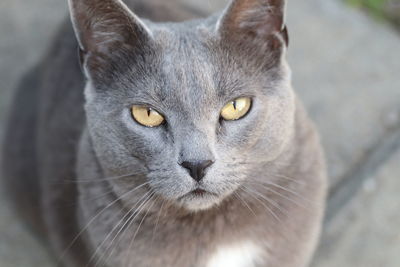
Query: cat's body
xmin=2 ymin=0 xmax=327 ymax=267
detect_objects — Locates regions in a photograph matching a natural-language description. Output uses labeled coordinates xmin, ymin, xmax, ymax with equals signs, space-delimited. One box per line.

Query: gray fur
xmin=2 ymin=0 xmax=327 ymax=266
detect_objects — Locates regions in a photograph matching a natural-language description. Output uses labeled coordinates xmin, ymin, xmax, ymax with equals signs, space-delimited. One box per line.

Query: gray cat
xmin=2 ymin=0 xmax=327 ymax=266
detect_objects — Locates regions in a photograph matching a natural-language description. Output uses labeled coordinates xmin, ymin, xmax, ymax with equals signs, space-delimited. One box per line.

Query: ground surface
xmin=0 ymin=0 xmax=399 ymax=266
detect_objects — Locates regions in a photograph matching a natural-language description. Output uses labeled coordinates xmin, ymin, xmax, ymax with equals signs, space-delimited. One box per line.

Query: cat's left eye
xmin=131 ymin=105 xmax=165 ymax=127
xmin=220 ymin=97 xmax=252 ymax=121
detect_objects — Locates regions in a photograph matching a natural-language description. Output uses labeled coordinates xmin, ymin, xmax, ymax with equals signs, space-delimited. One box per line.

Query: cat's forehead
xmin=154 ymin=25 xmax=216 ymax=76
xmin=150 ymin=53 xmax=220 ymax=116
xmin=160 ymin=36 xmax=216 ymax=98
xmin=129 ymin=28 xmax=238 ymax=105
xmin=110 ymin=24 xmax=259 ymax=116
xmin=154 ymin=28 xmax=252 ymax=95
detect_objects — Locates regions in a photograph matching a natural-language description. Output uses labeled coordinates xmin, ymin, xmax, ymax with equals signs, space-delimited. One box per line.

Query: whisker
xmin=219 ymin=159 xmax=291 ymax=168
xmin=88 ymin=191 xmax=154 ymax=267
xmin=241 ymin=185 xmax=289 ymax=217
xmin=243 ymin=179 xmax=312 ymax=204
xmin=245 ymin=182 xmax=310 ymax=211
xmin=64 ymin=188 xmax=116 ymax=208
xmin=256 ymin=181 xmax=312 ymax=205
xmin=272 ymin=174 xmax=304 ymax=185
xmin=93 ymin=192 xmax=155 ymax=267
xmin=233 ymin=191 xmax=257 ymax=217
xmin=63 ymin=171 xmax=146 ymax=184
xmin=239 ymin=187 xmax=281 ymax=223
xmin=151 ymin=197 xmax=165 ymax=245
xmin=125 ymin=193 xmax=157 ymax=267
xmin=56 ymin=181 xmax=152 ymax=266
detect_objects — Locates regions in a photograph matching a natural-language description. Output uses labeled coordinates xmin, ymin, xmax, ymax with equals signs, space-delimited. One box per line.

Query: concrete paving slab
xmin=287 ymin=0 xmax=400 ymax=187
xmin=0 ymin=0 xmax=67 ymax=137
xmin=0 ymin=1 xmax=66 ymax=266
xmin=0 ymin=200 xmax=55 ymax=267
xmin=312 ymin=147 xmax=400 ymax=267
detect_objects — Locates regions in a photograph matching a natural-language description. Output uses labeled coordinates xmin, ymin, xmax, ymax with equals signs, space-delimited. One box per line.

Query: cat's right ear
xmin=216 ymin=0 xmax=288 ymax=68
xmin=68 ymin=0 xmax=152 ymax=77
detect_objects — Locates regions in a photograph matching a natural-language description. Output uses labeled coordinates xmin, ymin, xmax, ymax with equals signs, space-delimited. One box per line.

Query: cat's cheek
xmin=253 ymin=90 xmax=296 ymax=161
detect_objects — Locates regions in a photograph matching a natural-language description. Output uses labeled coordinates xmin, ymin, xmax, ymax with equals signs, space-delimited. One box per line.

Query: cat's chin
xmin=177 ymin=190 xmax=222 ymax=211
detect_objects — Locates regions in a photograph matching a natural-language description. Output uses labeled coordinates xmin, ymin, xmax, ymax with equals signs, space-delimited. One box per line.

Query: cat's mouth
xmin=191 ymin=189 xmax=212 ymax=197
xmin=177 ymin=187 xmax=219 ymax=201
xmin=182 ymin=188 xmax=218 ymax=199
xmin=176 ymin=187 xmax=222 ymax=211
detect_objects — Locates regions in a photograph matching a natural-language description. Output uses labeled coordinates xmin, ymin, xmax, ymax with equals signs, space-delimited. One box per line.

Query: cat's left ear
xmin=217 ymin=0 xmax=288 ymax=55
xmin=68 ymin=0 xmax=152 ymax=76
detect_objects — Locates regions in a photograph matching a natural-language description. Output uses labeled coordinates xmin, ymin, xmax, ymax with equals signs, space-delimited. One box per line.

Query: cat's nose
xmin=180 ymin=160 xmax=214 ymax=182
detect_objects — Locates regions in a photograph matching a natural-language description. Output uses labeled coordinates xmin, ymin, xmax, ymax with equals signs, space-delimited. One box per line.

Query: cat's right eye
xmin=220 ymin=97 xmax=252 ymax=121
xmin=131 ymin=105 xmax=165 ymax=128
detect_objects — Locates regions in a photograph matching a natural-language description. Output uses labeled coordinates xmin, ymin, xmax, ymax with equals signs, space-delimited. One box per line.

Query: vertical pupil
xmin=233 ymin=100 xmax=237 ymax=110
xmin=147 ymin=108 xmax=151 ymax=117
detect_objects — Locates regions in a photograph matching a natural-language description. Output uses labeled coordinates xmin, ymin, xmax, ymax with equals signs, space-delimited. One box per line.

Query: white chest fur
xmin=206 ymin=241 xmax=263 ymax=267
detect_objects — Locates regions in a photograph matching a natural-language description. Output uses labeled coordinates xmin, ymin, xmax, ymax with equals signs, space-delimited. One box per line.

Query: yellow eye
xmin=221 ymin=97 xmax=252 ymax=121
xmin=131 ymin=105 xmax=165 ymax=127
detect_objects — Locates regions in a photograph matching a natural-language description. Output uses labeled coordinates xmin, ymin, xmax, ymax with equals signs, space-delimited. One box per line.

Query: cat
xmin=2 ymin=0 xmax=327 ymax=266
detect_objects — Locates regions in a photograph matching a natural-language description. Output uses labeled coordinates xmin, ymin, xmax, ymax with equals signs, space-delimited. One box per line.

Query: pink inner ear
xmin=217 ymin=0 xmax=288 ymax=70
xmin=220 ymin=0 xmax=285 ymax=39
xmin=69 ymin=0 xmax=151 ymax=55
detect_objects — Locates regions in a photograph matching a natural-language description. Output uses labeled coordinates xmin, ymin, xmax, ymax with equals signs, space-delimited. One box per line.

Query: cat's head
xmin=69 ymin=0 xmax=295 ymax=211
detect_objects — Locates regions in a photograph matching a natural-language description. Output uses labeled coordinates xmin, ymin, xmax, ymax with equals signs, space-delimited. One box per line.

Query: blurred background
xmin=0 ymin=0 xmax=399 ymax=266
